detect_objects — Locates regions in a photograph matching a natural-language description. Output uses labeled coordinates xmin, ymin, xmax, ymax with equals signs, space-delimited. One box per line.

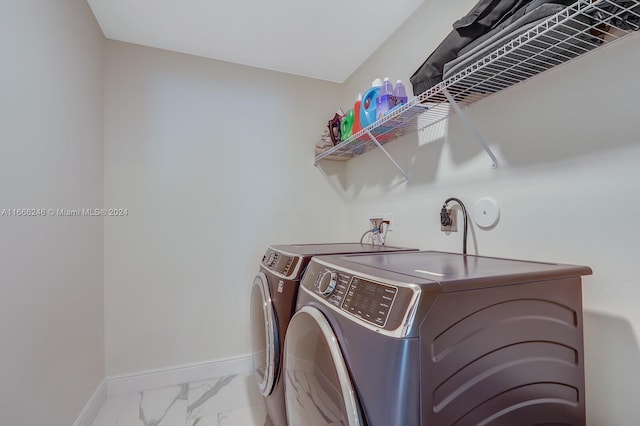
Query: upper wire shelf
xmin=315 ymin=0 xmax=640 ymax=164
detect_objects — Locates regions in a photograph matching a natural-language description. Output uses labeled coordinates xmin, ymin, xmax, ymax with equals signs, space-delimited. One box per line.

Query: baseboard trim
xmin=73 ymin=379 xmax=107 ymax=426
xmin=106 ymin=353 xmax=254 ymax=396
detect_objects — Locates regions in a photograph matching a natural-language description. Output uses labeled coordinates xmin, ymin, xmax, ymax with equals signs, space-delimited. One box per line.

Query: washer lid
xmin=324 ymin=251 xmax=592 ymax=293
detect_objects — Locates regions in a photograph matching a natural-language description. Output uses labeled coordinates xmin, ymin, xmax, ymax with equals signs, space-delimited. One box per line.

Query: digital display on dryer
xmin=341 ymin=277 xmax=397 ymax=327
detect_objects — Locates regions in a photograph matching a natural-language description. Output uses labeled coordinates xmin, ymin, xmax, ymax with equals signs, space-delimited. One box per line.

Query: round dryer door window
xmin=284 ymin=306 xmax=363 ymax=426
xmin=250 ymin=272 xmax=279 ymax=396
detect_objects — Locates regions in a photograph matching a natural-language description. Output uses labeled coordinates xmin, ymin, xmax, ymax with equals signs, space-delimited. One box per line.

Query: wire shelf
xmin=315 ymin=0 xmax=640 ymax=165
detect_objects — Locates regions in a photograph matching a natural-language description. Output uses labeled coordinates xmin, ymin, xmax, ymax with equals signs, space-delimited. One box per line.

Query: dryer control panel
xmin=305 ymin=262 xmax=415 ymax=332
xmin=262 ymin=249 xmax=300 ymax=279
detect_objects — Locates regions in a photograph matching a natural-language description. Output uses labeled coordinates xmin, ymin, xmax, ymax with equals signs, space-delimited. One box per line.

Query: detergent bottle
xmin=392 ymin=80 xmax=408 ymax=107
xmin=352 ymin=93 xmax=362 ymax=134
xmin=376 ymin=77 xmax=394 ymax=119
xmin=360 ymin=79 xmax=382 ymax=128
xmin=340 ymin=108 xmax=354 ymax=141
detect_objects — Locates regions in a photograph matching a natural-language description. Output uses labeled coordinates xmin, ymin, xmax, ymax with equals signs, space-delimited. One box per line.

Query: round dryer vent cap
xmin=473 ymin=197 xmax=500 ymax=228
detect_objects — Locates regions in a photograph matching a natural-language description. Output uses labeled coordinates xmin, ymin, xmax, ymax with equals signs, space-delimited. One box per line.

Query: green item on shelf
xmin=340 ymin=109 xmax=354 ymax=141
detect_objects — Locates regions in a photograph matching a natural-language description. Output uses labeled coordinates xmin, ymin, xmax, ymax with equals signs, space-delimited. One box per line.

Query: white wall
xmin=331 ymin=1 xmax=640 ymax=424
xmin=103 ymin=41 xmax=349 ymax=376
xmin=0 ymin=1 xmax=105 ymax=425
xmin=3 ymin=1 xmax=635 ymax=423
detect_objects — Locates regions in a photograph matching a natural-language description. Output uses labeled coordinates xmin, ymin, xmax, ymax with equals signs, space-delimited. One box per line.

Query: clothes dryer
xmin=250 ymin=243 xmax=416 ymax=426
xmin=284 ymin=251 xmax=591 ymax=425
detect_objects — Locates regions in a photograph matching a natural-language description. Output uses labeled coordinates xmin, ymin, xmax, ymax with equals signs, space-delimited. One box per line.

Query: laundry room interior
xmin=2 ymin=0 xmax=640 ymax=425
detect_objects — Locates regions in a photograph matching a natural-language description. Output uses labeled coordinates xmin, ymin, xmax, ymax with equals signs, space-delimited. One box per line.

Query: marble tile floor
xmin=92 ymin=373 xmax=270 ymax=426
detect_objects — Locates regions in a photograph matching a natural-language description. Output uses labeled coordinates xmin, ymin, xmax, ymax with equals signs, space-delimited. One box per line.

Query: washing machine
xmin=250 ymin=243 xmax=416 ymax=426
xmin=284 ymin=251 xmax=592 ymax=425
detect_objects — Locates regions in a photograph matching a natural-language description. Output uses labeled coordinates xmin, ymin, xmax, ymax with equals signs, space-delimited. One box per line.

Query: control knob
xmin=318 ymin=270 xmax=338 ymax=296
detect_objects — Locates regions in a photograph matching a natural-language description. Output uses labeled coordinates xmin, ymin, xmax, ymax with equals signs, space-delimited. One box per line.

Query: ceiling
xmin=86 ymin=0 xmax=426 ymax=83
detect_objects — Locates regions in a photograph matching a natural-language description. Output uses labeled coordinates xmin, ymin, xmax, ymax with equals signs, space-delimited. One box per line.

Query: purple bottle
xmin=376 ymin=77 xmax=394 ymax=119
xmin=392 ymin=80 xmax=408 ymax=106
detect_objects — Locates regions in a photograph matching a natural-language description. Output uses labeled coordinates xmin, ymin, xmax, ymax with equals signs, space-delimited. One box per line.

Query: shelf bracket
xmin=365 ymin=130 xmax=410 ymax=181
xmin=442 ymin=88 xmax=498 ymax=169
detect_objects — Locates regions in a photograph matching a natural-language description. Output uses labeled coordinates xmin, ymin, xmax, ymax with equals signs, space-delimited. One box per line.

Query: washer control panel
xmin=342 ymin=277 xmax=397 ymax=328
xmin=312 ymin=268 xmax=399 ymax=328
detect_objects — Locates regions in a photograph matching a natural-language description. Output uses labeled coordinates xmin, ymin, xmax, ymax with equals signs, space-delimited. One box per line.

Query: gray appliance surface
xmin=250 ymin=243 xmax=417 ymax=426
xmin=270 ymin=242 xmax=413 ymax=257
xmin=261 ymin=243 xmax=415 ymax=281
xmin=284 ymin=251 xmax=592 ymax=426
xmin=332 ymin=250 xmax=592 ymax=291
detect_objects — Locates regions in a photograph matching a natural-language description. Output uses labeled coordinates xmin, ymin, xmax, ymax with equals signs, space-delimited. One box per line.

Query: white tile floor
xmin=92 ymin=373 xmax=269 ymax=426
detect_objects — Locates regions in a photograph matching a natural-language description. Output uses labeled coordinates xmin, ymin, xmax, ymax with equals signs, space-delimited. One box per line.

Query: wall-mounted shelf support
xmin=314 ymin=129 xmax=411 ymax=181
xmin=442 ymin=88 xmax=498 ymax=169
xmin=365 ymin=130 xmax=410 ymax=181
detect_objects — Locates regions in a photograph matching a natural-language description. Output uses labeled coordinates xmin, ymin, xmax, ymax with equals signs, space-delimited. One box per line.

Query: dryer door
xmin=250 ymin=272 xmax=279 ymax=396
xmin=284 ymin=306 xmax=363 ymax=426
